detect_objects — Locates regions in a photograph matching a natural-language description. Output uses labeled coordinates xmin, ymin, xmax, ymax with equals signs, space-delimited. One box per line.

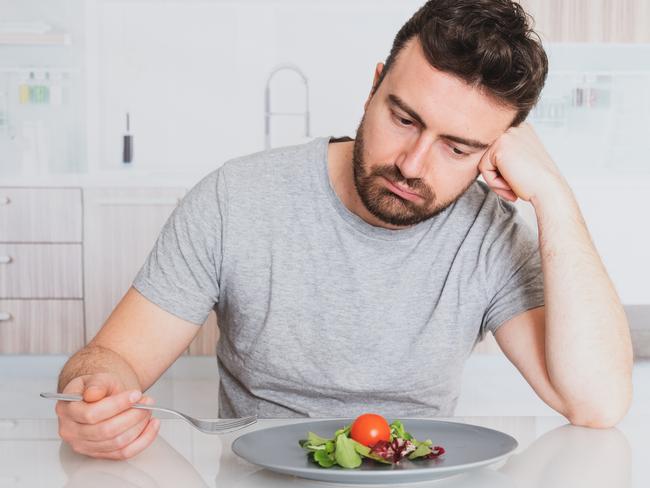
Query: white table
xmin=1 ymin=415 xmax=646 ymax=487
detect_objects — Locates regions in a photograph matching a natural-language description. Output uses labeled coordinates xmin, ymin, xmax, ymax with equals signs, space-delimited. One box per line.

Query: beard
xmin=352 ymin=116 xmax=471 ymax=227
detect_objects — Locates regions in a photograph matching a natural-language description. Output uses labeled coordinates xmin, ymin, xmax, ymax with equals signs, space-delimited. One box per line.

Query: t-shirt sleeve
xmin=132 ymin=169 xmax=225 ymax=325
xmin=479 ymin=199 xmax=545 ymax=340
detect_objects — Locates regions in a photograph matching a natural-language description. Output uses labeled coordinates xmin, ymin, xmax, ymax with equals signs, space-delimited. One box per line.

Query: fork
xmin=40 ymin=392 xmax=257 ymax=434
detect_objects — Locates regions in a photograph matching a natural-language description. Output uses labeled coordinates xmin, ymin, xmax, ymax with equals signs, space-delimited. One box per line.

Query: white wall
xmin=86 ymin=0 xmax=423 ymax=173
xmin=3 ymin=0 xmax=649 ymax=304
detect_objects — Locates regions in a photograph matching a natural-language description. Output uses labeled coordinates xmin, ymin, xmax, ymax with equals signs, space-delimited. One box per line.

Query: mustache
xmin=368 ymin=165 xmax=433 ymax=199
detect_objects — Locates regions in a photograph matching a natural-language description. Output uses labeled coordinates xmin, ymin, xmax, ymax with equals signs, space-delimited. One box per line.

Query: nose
xmin=394 ymin=134 xmax=432 ymax=180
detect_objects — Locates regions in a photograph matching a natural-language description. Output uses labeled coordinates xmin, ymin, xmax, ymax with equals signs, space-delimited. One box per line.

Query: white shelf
xmin=0 ymin=32 xmax=71 ymax=46
xmin=0 ymin=67 xmax=80 ymax=74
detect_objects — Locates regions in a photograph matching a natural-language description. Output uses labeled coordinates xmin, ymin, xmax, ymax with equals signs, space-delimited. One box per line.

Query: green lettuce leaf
xmin=334 ymin=433 xmax=362 ymax=469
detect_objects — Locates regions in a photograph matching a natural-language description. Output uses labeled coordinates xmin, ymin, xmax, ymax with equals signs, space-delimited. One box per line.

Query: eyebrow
xmin=387 ymin=94 xmax=490 ymax=150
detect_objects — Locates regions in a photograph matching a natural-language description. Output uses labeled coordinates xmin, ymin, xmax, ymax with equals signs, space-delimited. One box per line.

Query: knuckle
xmin=112 ymin=433 xmax=130 ymax=451
xmin=97 ymin=423 xmax=114 ymax=440
xmin=115 ymin=448 xmax=130 ymax=460
xmin=80 ymin=409 xmax=97 ymax=424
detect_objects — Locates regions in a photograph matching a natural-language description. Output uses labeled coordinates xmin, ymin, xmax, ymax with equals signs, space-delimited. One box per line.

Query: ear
xmin=364 ymin=62 xmax=385 ymax=112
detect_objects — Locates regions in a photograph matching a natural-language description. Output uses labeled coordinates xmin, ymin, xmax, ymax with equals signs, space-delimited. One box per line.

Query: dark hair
xmin=375 ymin=0 xmax=548 ymax=126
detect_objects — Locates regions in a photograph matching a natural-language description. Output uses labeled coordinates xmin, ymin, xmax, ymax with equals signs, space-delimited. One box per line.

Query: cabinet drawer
xmin=0 ymin=244 xmax=82 ymax=298
xmin=186 ymin=310 xmax=220 ymax=356
xmin=0 ymin=188 xmax=82 ymax=242
xmin=0 ymin=300 xmax=84 ymax=354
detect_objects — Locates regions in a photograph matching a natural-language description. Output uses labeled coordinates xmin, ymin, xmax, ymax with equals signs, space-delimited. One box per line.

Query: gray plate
xmin=231 ymin=418 xmax=518 ymax=485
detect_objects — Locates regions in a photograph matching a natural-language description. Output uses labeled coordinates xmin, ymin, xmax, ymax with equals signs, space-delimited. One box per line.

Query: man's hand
xmin=56 ymin=372 xmax=160 ymax=460
xmin=478 ymin=122 xmax=567 ymax=203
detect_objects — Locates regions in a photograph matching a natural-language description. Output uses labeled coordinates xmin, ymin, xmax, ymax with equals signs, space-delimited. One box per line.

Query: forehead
xmin=383 ymin=38 xmax=516 ymax=141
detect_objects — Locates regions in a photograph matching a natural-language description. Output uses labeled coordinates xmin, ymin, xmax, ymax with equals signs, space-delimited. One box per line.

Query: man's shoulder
xmin=219 ymin=138 xmax=322 ymax=184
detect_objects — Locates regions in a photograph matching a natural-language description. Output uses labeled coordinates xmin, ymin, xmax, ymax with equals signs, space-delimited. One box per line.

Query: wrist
xmin=530 ymin=175 xmax=574 ymax=212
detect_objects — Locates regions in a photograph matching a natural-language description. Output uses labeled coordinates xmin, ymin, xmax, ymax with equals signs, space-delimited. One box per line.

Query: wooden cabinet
xmin=187 ymin=310 xmax=220 ymax=356
xmin=83 ymin=187 xmax=219 ymax=355
xmin=0 ymin=185 xmax=219 ymax=356
xmin=0 ymin=244 xmax=82 ymax=298
xmin=83 ymin=187 xmax=184 ymax=341
xmin=0 ymin=188 xmax=84 ymax=354
xmin=0 ymin=300 xmax=84 ymax=354
xmin=0 ymin=187 xmax=82 ymax=242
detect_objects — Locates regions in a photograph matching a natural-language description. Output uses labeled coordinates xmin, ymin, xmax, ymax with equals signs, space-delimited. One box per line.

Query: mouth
xmin=382 ymin=177 xmax=423 ymax=202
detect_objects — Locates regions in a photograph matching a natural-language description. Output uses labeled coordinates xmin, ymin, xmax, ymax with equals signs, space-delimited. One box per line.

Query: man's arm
xmin=529 ymin=183 xmax=633 ymax=426
xmin=60 ymin=286 xmax=200 ymax=392
xmin=480 ymin=123 xmax=634 ymax=428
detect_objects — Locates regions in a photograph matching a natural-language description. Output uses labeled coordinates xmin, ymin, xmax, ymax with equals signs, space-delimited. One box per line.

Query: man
xmin=55 ymin=0 xmax=633 ymax=460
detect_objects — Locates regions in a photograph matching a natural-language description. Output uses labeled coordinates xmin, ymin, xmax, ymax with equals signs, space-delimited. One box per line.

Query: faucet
xmin=264 ymin=64 xmax=310 ymax=149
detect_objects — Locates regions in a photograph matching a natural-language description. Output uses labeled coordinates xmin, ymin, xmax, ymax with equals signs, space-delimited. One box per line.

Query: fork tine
xmin=201 ymin=416 xmax=257 ymax=433
xmin=204 ymin=416 xmax=256 ymax=431
xmin=205 ymin=416 xmax=255 ymax=427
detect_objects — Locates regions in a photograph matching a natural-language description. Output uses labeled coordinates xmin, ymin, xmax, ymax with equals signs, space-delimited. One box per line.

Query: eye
xmin=392 ymin=111 xmax=414 ymax=127
xmin=447 ymin=144 xmax=468 ymax=159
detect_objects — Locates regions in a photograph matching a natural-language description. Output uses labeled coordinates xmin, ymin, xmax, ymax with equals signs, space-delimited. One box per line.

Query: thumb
xmin=81 ymin=373 xmax=122 ymax=403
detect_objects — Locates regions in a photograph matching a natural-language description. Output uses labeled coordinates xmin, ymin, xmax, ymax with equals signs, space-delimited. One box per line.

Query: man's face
xmin=353 ymin=38 xmax=518 ymax=227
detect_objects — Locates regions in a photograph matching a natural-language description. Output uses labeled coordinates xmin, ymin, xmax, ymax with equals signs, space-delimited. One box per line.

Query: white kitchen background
xmin=0 ymin=0 xmax=649 ymax=418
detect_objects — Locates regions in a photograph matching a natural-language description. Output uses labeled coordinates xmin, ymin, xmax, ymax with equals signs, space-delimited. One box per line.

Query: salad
xmin=299 ymin=413 xmax=445 ymax=469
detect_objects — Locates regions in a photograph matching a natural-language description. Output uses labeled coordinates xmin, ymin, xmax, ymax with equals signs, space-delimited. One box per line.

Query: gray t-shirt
xmin=133 ymin=136 xmax=544 ymax=418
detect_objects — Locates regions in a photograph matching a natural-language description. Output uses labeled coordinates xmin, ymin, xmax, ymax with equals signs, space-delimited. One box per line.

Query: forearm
xmin=58 ymin=344 xmax=142 ymax=393
xmin=531 ymin=184 xmax=633 ymax=426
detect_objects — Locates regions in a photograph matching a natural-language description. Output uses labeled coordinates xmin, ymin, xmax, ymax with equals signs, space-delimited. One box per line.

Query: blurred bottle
xmin=32 ymin=72 xmax=49 ymax=104
xmin=18 ymin=73 xmax=31 ymax=104
xmin=28 ymin=72 xmax=38 ymax=103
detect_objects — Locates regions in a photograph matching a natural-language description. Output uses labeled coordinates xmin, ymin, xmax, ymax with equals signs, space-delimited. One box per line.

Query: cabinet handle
xmin=0 ymin=312 xmax=12 ymax=321
xmin=0 ymin=196 xmax=10 ymax=205
xmin=0 ymin=255 xmax=12 ymax=264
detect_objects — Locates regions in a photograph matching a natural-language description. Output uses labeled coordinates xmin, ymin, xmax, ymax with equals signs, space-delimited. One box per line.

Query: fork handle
xmin=40 ymin=392 xmax=151 ymax=409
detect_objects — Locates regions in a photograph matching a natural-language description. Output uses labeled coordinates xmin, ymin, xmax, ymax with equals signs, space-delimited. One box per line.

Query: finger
xmin=480 ymin=162 xmax=511 ymax=189
xmin=60 ymin=375 xmax=86 ymax=395
xmin=82 ymin=373 xmax=123 ymax=403
xmin=487 ymin=175 xmax=513 ymax=192
xmin=494 ymin=188 xmax=518 ymax=201
xmin=56 ymin=377 xmax=86 ymax=419
xmin=88 ymin=418 xmax=161 ymax=460
xmin=78 ymin=396 xmax=154 ymax=441
xmin=67 ymin=388 xmax=142 ymax=425
xmin=78 ymin=414 xmax=151 ymax=453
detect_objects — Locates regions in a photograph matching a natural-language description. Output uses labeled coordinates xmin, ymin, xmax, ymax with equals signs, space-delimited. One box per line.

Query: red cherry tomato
xmin=350 ymin=413 xmax=391 ymax=447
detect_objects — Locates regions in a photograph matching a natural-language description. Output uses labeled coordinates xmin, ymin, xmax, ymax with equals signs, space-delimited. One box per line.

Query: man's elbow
xmin=565 ymin=384 xmax=633 ymax=429
xmin=568 ymin=410 xmax=624 ymax=429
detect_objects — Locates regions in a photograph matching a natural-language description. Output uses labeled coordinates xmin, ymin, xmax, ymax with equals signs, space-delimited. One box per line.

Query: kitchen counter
xmin=1 ymin=415 xmax=646 ymax=487
xmin=0 ymin=168 xmax=217 ymax=189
